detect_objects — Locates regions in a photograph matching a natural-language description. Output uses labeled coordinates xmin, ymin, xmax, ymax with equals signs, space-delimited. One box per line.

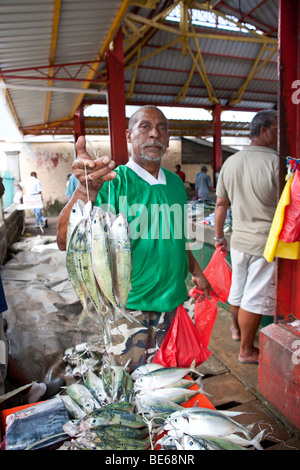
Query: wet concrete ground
xmin=199 ymin=306 xmax=300 ymax=450
xmin=22 ymin=216 xmax=300 ymax=450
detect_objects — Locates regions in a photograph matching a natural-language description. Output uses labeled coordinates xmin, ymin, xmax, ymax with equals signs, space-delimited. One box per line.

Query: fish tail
xmin=78 ymin=308 xmax=101 ymax=326
xmin=251 ymin=429 xmax=266 ymax=450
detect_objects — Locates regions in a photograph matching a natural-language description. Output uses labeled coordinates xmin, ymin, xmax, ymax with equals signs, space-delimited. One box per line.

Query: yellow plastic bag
xmin=264 ymin=173 xmax=300 ymax=262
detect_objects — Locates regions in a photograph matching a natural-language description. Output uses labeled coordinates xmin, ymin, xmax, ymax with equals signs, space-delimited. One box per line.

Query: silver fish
xmin=109 ymin=213 xmax=132 ymax=308
xmin=66 ymin=223 xmax=89 ymax=322
xmin=217 ymin=430 xmax=266 ymax=450
xmin=164 ymin=409 xmax=252 ymax=440
xmin=73 ymin=218 xmax=103 ymax=315
xmin=133 ymin=360 xmax=202 ymax=391
xmin=131 ymin=363 xmax=164 ymax=381
xmin=137 ymin=387 xmax=200 ymax=405
xmin=184 ymin=435 xmax=247 ymax=451
xmin=67 ymin=199 xmax=86 ymax=249
xmin=84 ymin=369 xmax=108 ymax=404
xmin=61 ymin=395 xmax=86 ymax=419
xmin=67 ymin=383 xmax=100 ymax=415
xmin=135 ymin=396 xmax=183 ymax=417
xmin=91 ymin=208 xmax=116 ymax=306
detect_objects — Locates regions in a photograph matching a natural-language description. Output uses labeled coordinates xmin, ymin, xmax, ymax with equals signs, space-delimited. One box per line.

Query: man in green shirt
xmin=57 ymin=106 xmax=211 ymax=370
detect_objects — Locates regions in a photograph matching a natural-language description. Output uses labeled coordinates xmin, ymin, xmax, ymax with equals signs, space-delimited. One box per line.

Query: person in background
xmin=57 ymin=105 xmax=213 ymax=372
xmin=195 ymin=165 xmax=213 ymax=200
xmin=214 ymin=109 xmax=279 ymax=365
xmin=65 ymin=172 xmax=79 ymax=200
xmin=175 ymin=164 xmax=186 ymax=182
xmin=20 ymin=172 xmax=47 ymax=228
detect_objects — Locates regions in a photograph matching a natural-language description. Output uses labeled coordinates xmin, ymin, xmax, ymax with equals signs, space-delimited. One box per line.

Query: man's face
xmin=126 ymin=108 xmax=169 ymax=165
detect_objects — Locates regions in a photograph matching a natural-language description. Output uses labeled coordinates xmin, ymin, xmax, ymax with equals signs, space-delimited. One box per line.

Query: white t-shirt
xmin=216 ymin=146 xmax=279 ymax=256
xmin=20 ymin=176 xmax=42 ymax=195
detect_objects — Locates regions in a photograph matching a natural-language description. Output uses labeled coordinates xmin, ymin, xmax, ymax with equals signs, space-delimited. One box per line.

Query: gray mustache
xmin=141 ymin=140 xmax=165 ymax=150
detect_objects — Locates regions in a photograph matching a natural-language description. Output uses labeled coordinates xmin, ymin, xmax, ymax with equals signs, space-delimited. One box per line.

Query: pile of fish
xmin=66 ymin=199 xmax=133 ymax=328
xmin=58 ymin=360 xmax=266 ymax=451
xmin=63 ymin=342 xmax=105 ymax=379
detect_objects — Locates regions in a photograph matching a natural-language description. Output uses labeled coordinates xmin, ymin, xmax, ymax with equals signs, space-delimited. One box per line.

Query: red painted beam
xmin=277 ymin=0 xmax=300 ymax=321
xmin=136 ymin=64 xmax=278 ymax=83
xmin=106 ymin=28 xmax=128 ymax=166
xmin=74 ymin=105 xmax=85 ymax=147
xmin=0 ymin=60 xmax=106 ymax=83
xmin=258 ymin=0 xmax=300 ymax=433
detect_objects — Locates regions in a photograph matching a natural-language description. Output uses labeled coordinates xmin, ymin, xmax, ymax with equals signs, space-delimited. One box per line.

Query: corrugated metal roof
xmin=0 ymin=0 xmax=279 ymax=137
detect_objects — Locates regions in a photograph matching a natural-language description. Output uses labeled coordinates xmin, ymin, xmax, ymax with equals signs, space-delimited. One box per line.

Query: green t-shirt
xmin=94 ymin=164 xmax=189 ymax=312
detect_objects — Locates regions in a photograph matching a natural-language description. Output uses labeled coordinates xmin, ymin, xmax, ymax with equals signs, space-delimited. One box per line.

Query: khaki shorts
xmin=104 ymin=308 xmax=177 ymax=372
xmin=228 ymin=248 xmax=276 ymax=316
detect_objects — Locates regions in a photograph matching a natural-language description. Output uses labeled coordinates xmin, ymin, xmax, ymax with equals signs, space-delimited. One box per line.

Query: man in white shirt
xmin=214 ymin=110 xmax=279 ymax=365
xmin=20 ymin=172 xmax=47 ymax=228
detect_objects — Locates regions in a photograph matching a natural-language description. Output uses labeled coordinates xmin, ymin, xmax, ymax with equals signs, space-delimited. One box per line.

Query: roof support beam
xmin=126 ymin=9 xmax=277 ymax=45
xmin=229 ymin=43 xmax=277 ymax=105
xmin=70 ymin=0 xmax=132 ymax=119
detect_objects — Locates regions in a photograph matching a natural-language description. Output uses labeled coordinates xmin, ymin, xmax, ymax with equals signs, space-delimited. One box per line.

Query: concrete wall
xmin=0 ymin=205 xmax=23 ymax=265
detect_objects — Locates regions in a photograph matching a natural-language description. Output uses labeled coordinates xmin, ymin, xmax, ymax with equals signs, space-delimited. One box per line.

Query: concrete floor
xmin=23 ymin=215 xmax=300 ymax=450
xmin=199 ymin=306 xmax=300 ymax=450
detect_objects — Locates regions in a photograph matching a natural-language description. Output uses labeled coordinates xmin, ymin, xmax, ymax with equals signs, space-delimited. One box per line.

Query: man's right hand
xmin=73 ymin=136 xmax=117 ymax=199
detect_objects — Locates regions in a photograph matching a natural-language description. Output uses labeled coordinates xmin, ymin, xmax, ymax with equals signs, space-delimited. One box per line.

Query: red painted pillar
xmin=258 ymin=0 xmax=300 ymax=431
xmin=74 ymin=105 xmax=85 ymax=146
xmin=276 ymin=0 xmax=300 ymax=321
xmin=106 ymin=28 xmax=128 ymax=166
xmin=212 ymin=104 xmax=222 ymax=186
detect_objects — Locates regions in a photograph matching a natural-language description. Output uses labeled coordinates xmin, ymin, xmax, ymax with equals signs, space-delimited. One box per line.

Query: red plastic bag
xmin=190 ymin=247 xmax=232 ymax=349
xmin=203 ymin=246 xmax=232 ymax=303
xmin=279 ymin=168 xmax=300 ymax=243
xmin=152 ymin=304 xmax=212 ymax=368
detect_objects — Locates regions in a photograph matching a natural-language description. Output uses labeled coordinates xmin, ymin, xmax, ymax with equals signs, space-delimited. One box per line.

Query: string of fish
xmin=65 ymin=150 xmax=135 ymax=328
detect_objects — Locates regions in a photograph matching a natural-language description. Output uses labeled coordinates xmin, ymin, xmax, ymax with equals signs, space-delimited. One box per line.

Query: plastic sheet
xmin=1 ymin=236 xmax=103 ymax=382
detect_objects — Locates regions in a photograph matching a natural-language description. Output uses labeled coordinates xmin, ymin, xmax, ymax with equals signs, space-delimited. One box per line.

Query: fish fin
xmin=78 ymin=309 xmax=88 ymax=325
xmin=123 ymin=358 xmax=131 ymax=371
